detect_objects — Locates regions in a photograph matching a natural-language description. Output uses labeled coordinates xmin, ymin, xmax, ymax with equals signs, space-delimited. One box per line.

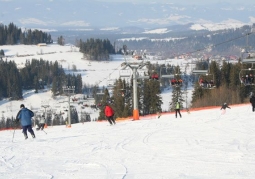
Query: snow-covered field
xmin=1 ymin=104 xmax=255 ymax=179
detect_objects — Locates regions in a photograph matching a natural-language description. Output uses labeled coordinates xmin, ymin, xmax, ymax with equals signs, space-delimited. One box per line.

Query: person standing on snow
xmin=250 ymin=94 xmax=255 ymax=112
xmin=16 ymin=104 xmax=36 ymax=139
xmin=38 ymin=115 xmax=46 ymax=130
xmin=175 ymin=100 xmax=182 ymax=118
xmin=104 ymin=103 xmax=115 ymax=125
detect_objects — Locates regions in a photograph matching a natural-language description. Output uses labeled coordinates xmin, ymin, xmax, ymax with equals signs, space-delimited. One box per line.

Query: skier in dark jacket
xmin=220 ymin=102 xmax=231 ymax=110
xmin=250 ymin=94 xmax=255 ymax=112
xmin=16 ymin=104 xmax=36 ymax=139
xmin=104 ymin=103 xmax=115 ymax=125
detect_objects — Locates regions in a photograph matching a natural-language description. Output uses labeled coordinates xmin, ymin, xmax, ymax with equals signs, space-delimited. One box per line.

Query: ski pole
xmin=42 ymin=129 xmax=47 ymax=134
xmin=12 ymin=128 xmax=16 ymax=142
xmin=12 ymin=120 xmax=19 ymax=142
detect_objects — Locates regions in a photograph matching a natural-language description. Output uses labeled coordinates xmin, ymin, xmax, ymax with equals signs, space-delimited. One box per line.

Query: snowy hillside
xmin=1 ymin=44 xmax=194 ymax=120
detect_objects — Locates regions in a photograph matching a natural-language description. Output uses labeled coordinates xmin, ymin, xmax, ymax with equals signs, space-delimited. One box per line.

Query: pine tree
xmin=171 ymin=85 xmax=184 ymax=111
xmin=98 ymin=88 xmax=111 ymax=120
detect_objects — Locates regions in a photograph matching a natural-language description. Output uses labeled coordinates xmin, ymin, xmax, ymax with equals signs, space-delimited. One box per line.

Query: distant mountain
xmin=0 ymin=0 xmax=254 ymax=31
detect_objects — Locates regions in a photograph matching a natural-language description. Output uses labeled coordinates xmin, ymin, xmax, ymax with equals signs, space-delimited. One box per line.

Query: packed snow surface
xmin=1 ymin=104 xmax=255 ymax=178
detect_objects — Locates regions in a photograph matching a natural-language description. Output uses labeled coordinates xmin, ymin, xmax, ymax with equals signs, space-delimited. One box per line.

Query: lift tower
xmin=121 ymin=61 xmax=149 ymax=120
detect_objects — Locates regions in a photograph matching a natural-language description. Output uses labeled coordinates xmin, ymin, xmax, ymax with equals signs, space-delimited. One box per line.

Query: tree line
xmin=0 ymin=22 xmax=53 ymax=45
xmin=0 ymin=58 xmax=82 ymax=101
xmin=79 ymin=38 xmax=115 ymax=61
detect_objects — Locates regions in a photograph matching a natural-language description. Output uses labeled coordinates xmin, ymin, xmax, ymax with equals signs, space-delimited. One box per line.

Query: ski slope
xmin=1 ymin=104 xmax=255 ymax=179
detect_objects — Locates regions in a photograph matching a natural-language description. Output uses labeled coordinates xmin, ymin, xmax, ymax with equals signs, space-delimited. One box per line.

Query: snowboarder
xmin=220 ymin=102 xmax=231 ymax=110
xmin=104 ymin=103 xmax=115 ymax=125
xmin=16 ymin=104 xmax=36 ymax=139
xmin=175 ymin=100 xmax=182 ymax=118
xmin=250 ymin=94 xmax=255 ymax=112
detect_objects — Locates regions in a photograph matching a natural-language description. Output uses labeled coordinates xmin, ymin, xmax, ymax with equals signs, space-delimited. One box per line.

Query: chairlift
xmin=119 ymin=69 xmax=131 ymax=78
xmin=96 ymin=90 xmax=104 ymax=96
xmin=150 ymin=71 xmax=159 ymax=80
xmin=160 ymin=66 xmax=183 ymax=86
xmin=239 ymin=31 xmax=255 ymax=86
xmin=198 ymin=73 xmax=215 ymax=89
xmin=191 ymin=58 xmax=215 ymax=89
xmin=107 ymin=79 xmax=116 ymax=88
xmin=137 ymin=69 xmax=150 ymax=79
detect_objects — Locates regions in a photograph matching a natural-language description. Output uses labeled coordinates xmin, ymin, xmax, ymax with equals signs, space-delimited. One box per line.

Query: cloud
xmin=130 ymin=14 xmax=190 ymax=25
xmin=15 ymin=7 xmax=21 ymax=10
xmin=61 ymin=21 xmax=90 ymax=27
xmin=249 ymin=16 xmax=255 ymax=24
xmin=19 ymin=18 xmax=49 ymax=26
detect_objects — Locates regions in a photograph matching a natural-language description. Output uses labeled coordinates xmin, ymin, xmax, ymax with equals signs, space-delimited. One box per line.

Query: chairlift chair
xmin=150 ymin=72 xmax=159 ymax=80
xmin=107 ymin=79 xmax=116 ymax=88
xmin=192 ymin=69 xmax=215 ymax=89
xmin=119 ymin=69 xmax=131 ymax=78
xmin=197 ymin=73 xmax=215 ymax=89
xmin=160 ymin=66 xmax=183 ymax=86
xmin=239 ymin=49 xmax=255 ymax=86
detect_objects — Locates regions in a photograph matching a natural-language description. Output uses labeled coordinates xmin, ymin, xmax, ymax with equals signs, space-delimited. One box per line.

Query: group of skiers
xmin=14 ymin=92 xmax=255 ymax=140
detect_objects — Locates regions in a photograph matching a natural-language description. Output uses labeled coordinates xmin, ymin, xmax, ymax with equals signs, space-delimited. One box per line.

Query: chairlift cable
xmin=182 ymin=32 xmax=255 ymax=56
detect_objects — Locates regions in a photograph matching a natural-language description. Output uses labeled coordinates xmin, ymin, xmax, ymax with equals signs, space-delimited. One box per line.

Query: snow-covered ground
xmin=1 ymin=104 xmax=255 ymax=179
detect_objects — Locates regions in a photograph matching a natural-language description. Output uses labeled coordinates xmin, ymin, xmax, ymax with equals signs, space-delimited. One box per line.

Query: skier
xmin=16 ymin=104 xmax=36 ymax=139
xmin=250 ymin=94 xmax=255 ymax=112
xmin=175 ymin=100 xmax=182 ymax=118
xmin=104 ymin=103 xmax=115 ymax=125
xmin=220 ymin=102 xmax=231 ymax=110
xmin=157 ymin=111 xmax=161 ymax=119
xmin=38 ymin=115 xmax=46 ymax=130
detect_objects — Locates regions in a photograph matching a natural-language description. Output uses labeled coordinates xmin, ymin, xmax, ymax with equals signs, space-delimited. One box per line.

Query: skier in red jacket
xmin=104 ymin=103 xmax=115 ymax=125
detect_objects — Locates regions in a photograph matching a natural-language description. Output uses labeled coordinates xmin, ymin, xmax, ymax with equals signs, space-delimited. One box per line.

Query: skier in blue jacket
xmin=16 ymin=104 xmax=36 ymax=139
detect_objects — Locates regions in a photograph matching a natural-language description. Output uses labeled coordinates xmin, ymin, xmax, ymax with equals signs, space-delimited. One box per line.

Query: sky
xmin=98 ymin=0 xmax=255 ymax=4
xmin=1 ymin=0 xmax=254 ymax=30
xmin=0 ymin=43 xmax=254 ymax=178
